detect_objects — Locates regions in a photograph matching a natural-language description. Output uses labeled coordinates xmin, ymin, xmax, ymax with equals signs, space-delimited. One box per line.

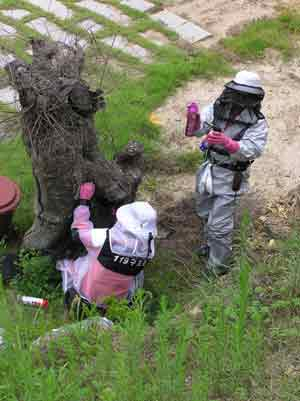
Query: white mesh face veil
xmin=109 ymin=202 xmax=157 ymax=258
xmin=109 ymin=224 xmax=155 ymax=258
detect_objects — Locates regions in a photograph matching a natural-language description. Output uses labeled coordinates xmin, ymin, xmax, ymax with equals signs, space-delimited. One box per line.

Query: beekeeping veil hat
xmin=109 ymin=202 xmax=157 ymax=258
xmin=214 ymin=70 xmax=265 ymax=123
xmin=225 ymin=70 xmax=264 ymax=97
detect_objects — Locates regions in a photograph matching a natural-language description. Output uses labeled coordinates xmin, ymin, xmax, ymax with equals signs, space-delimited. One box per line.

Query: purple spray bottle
xmin=185 ymin=102 xmax=200 ymax=137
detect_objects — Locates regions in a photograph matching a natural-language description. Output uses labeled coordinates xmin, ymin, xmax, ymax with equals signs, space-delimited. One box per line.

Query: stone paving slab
xmin=0 ymin=22 xmax=17 ymax=37
xmin=26 ymin=0 xmax=73 ymax=19
xmin=151 ymin=10 xmax=186 ymax=29
xmin=174 ymin=21 xmax=211 ymax=43
xmin=78 ymin=19 xmax=104 ymax=34
xmin=120 ymin=0 xmax=154 ymax=12
xmin=27 ymin=18 xmax=87 ymax=48
xmin=77 ymin=1 xmax=131 ymax=26
xmin=151 ymin=10 xmax=211 ymax=43
xmin=101 ymin=35 xmax=151 ymax=63
xmin=140 ymin=30 xmax=169 ymax=46
xmin=0 ymin=53 xmax=15 ymax=68
xmin=2 ymin=9 xmax=31 ymax=20
xmin=0 ymin=87 xmax=19 ymax=109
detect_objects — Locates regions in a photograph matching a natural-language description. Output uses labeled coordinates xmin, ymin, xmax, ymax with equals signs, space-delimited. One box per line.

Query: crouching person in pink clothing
xmin=57 ymin=182 xmax=157 ymax=313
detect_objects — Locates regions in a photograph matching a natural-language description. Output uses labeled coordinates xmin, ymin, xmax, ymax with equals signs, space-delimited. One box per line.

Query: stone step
xmin=77 ymin=1 xmax=131 ymax=26
xmin=140 ymin=30 xmax=169 ymax=47
xmin=0 ymin=87 xmax=19 ymax=109
xmin=0 ymin=53 xmax=15 ymax=69
xmin=78 ymin=19 xmax=104 ymax=34
xmin=0 ymin=22 xmax=17 ymax=37
xmin=120 ymin=0 xmax=155 ymax=12
xmin=2 ymin=9 xmax=31 ymax=20
xmin=27 ymin=18 xmax=87 ymax=48
xmin=101 ymin=35 xmax=152 ymax=63
xmin=25 ymin=0 xmax=73 ymax=19
xmin=151 ymin=10 xmax=211 ymax=44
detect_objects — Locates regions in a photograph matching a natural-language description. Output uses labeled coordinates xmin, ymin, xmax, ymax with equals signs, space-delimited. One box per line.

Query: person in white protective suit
xmin=57 ymin=183 xmax=157 ymax=310
xmin=193 ymin=71 xmax=268 ymax=276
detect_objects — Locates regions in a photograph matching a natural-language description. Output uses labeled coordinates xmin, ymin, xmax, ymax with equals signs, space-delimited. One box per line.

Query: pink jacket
xmin=57 ymin=205 xmax=133 ymax=304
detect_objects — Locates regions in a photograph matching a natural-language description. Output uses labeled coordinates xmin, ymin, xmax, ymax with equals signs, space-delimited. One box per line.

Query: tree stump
xmin=6 ymin=39 xmax=144 ymax=251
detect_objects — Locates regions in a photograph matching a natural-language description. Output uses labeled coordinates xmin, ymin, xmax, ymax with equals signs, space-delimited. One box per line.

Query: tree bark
xmin=6 ymin=39 xmax=144 ymax=251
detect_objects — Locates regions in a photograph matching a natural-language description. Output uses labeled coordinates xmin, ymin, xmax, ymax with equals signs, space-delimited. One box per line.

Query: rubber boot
xmin=194 ymin=244 xmax=210 ymax=259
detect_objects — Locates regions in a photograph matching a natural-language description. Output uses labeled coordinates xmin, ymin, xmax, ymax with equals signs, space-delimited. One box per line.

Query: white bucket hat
xmin=109 ymin=202 xmax=157 ymax=259
xmin=225 ymin=70 xmax=265 ymax=96
xmin=116 ymin=201 xmax=157 ymax=238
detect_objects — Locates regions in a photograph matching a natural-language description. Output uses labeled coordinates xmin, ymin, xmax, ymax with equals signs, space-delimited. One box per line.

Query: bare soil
xmin=149 ymin=0 xmax=300 ymax=244
xmin=167 ymin=0 xmax=282 ymax=47
xmin=155 ymin=54 xmax=300 ymax=205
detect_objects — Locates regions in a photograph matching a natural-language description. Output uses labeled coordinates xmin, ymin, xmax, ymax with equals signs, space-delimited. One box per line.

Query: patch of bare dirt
xmin=167 ymin=0 xmax=282 ymax=47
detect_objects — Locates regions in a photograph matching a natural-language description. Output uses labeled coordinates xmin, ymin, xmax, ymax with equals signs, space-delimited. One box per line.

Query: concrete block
xmin=175 ymin=22 xmax=211 ymax=43
xmin=151 ymin=10 xmax=211 ymax=43
xmin=101 ymin=35 xmax=152 ymax=63
xmin=0 ymin=87 xmax=19 ymax=109
xmin=27 ymin=18 xmax=87 ymax=48
xmin=0 ymin=23 xmax=16 ymax=37
xmin=120 ymin=0 xmax=154 ymax=12
xmin=78 ymin=19 xmax=104 ymax=33
xmin=2 ymin=9 xmax=30 ymax=20
xmin=77 ymin=1 xmax=131 ymax=26
xmin=151 ymin=10 xmax=186 ymax=29
xmin=0 ymin=53 xmax=15 ymax=69
xmin=26 ymin=0 xmax=73 ymax=19
xmin=140 ymin=30 xmax=169 ymax=46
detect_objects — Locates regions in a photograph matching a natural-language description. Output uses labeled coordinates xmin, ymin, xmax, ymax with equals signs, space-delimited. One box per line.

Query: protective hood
xmin=213 ymin=71 xmax=265 ymax=125
xmin=214 ymin=87 xmax=264 ymax=125
xmin=225 ymin=70 xmax=265 ymax=97
xmin=109 ymin=202 xmax=157 ymax=259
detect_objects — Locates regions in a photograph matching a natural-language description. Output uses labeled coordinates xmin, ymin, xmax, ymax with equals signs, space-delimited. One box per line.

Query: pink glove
xmin=207 ymin=131 xmax=240 ymax=154
xmin=80 ymin=182 xmax=95 ymax=200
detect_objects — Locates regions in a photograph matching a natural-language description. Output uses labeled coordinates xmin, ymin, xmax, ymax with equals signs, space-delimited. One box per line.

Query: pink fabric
xmin=80 ymin=260 xmax=133 ymax=303
xmin=71 ymin=205 xmax=94 ymax=248
xmin=80 ymin=182 xmax=95 ymax=200
xmin=207 ymin=131 xmax=240 ymax=154
xmin=65 ymin=204 xmax=134 ymax=303
xmin=72 ymin=205 xmax=93 ymax=230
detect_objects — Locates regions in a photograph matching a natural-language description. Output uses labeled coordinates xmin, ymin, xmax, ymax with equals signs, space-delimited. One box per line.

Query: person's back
xmin=57 ymin=183 xmax=157 ymax=307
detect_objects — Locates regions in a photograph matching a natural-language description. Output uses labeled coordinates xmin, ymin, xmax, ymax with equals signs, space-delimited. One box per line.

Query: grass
xmin=223 ymin=10 xmax=300 ymax=59
xmin=0 ymin=262 xmax=265 ymax=401
xmin=2 ymin=218 xmax=300 ymax=400
xmin=0 ymin=0 xmax=232 ymax=231
xmin=0 ymin=137 xmax=33 ymax=232
xmin=1 ymin=3 xmax=300 ymax=400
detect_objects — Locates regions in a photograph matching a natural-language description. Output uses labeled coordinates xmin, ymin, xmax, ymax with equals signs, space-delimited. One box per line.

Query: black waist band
xmin=209 ymin=158 xmax=253 ymax=172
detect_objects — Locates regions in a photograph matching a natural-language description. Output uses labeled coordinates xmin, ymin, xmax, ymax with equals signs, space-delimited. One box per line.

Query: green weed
xmin=174 ymin=149 xmax=203 ymax=173
xmin=12 ymin=249 xmax=61 ymax=301
xmin=223 ymin=11 xmax=300 ymax=59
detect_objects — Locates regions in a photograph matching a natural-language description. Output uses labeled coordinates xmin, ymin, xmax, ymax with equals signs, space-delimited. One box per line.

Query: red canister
xmin=0 ymin=176 xmax=21 ymax=238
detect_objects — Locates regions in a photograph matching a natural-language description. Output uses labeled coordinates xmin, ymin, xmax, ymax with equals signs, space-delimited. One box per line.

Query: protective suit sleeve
xmin=194 ymin=104 xmax=214 ymax=137
xmin=71 ymin=205 xmax=94 ymax=248
xmin=71 ymin=206 xmax=107 ymax=249
xmin=230 ymin=118 xmax=268 ymax=162
xmin=90 ymin=229 xmax=107 ymax=248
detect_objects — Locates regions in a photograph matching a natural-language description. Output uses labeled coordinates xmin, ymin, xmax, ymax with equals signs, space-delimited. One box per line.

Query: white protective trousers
xmin=195 ymin=104 xmax=268 ymax=269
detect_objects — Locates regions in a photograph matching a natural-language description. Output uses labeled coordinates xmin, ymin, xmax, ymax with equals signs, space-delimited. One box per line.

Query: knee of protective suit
xmin=208 ymin=218 xmax=234 ymax=239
